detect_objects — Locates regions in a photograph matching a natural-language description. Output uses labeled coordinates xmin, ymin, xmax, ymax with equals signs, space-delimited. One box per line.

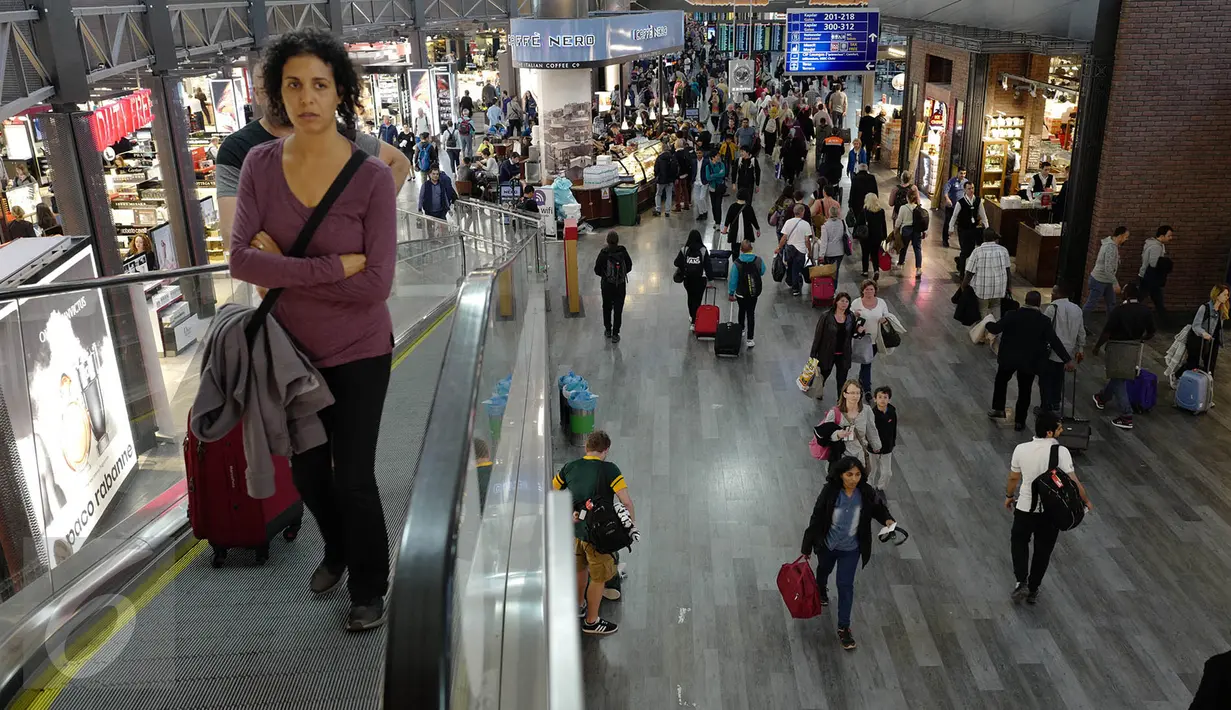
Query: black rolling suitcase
xmin=715 ymin=301 xmax=743 ymax=358
xmin=1056 ymin=370 xmax=1091 ymax=453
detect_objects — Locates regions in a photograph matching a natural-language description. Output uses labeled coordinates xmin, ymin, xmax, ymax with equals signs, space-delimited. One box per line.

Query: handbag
xmin=809 ymin=407 xmax=841 ymax=459
xmin=1105 ymin=340 xmax=1143 ymax=380
xmin=771 ymin=252 xmax=786 ymax=282
xmin=809 ymin=262 xmax=837 ymax=280
xmin=244 ymin=151 xmax=368 ymax=347
xmin=880 ymin=320 xmax=902 ymax=348
xmin=1000 ymin=294 xmax=1020 ymax=314
xmin=777 ymin=556 xmax=822 ymax=619
xmin=673 ymin=267 xmax=686 ymax=284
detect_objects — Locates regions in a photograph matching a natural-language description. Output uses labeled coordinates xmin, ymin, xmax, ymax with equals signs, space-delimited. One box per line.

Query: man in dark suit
xmin=986 ymin=290 xmax=1074 ymax=431
xmin=1191 ymin=649 xmax=1231 ymax=709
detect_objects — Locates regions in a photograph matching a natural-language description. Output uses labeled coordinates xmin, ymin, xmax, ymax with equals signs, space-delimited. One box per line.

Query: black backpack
xmin=581 ymin=492 xmax=633 ymax=555
xmin=736 ymin=257 xmax=763 ymax=298
xmin=445 ymin=129 xmax=458 ymax=148
xmin=1030 ymin=445 xmax=1085 ymax=531
xmin=683 ymin=246 xmax=708 ymax=277
xmin=912 ymin=205 xmax=930 ymax=232
xmin=604 ymin=251 xmax=627 ymax=285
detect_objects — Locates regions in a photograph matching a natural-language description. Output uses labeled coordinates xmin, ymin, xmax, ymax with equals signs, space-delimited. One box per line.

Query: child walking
xmin=869 ymin=386 xmax=898 ymax=490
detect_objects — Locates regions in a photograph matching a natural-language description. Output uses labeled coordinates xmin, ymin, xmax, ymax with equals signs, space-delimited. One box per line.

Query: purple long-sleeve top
xmin=229 ymin=139 xmax=397 ymax=369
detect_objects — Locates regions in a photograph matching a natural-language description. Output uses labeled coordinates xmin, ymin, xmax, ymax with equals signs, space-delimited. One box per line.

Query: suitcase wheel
xmin=254 ymin=545 xmax=270 ymax=565
xmin=282 ymin=520 xmax=302 ymax=542
xmin=211 ymin=545 xmax=228 ymax=568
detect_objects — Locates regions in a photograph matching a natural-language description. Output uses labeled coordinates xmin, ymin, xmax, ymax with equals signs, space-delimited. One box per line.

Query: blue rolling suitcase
xmin=1175 ymin=370 xmax=1212 ymax=414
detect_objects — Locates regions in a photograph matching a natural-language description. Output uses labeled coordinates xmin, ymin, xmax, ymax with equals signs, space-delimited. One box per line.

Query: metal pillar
xmin=898 ymin=37 xmax=914 ymax=174
xmin=42 ymin=112 xmax=121 ymax=276
xmin=1057 ymin=0 xmax=1122 ymax=294
xmin=961 ymin=53 xmax=990 ymax=181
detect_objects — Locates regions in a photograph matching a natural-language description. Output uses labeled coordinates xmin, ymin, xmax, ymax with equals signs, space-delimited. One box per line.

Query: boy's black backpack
xmin=736 ymin=257 xmax=763 ymax=298
xmin=604 ymin=250 xmax=627 ymax=285
xmin=1030 ymin=445 xmax=1085 ymax=531
xmin=581 ymin=493 xmax=633 ymax=554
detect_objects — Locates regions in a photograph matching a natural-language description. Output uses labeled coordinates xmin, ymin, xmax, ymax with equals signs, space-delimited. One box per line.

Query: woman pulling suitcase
xmin=229 ymin=30 xmax=398 ymax=631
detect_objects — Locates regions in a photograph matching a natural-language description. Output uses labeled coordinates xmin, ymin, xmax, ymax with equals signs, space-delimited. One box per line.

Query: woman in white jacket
xmin=818 ymin=380 xmax=882 ymax=468
xmin=851 ymin=279 xmax=891 ymax=400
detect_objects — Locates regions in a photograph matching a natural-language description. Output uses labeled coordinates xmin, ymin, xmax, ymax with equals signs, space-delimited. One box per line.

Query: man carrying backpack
xmin=415 ymin=133 xmax=437 ymax=182
xmin=728 ymin=239 xmax=766 ymax=349
xmin=553 ymin=430 xmax=636 ymax=636
xmin=594 ymin=231 xmax=633 ymax=343
xmin=1003 ymin=411 xmax=1093 ymax=605
xmin=441 ymin=121 xmax=461 ymax=172
xmin=457 ymin=112 xmax=474 ymax=158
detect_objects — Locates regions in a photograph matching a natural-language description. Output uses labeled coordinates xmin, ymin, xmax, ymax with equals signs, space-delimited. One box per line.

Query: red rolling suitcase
xmin=185 ymin=418 xmax=303 ymax=567
xmin=812 ymin=276 xmax=836 ymax=308
xmin=695 ymin=285 xmax=720 ymax=340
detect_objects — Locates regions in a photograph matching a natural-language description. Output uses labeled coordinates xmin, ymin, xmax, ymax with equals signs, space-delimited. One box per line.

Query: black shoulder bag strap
xmin=1032 ymin=444 xmax=1061 ymax=513
xmin=244 ymin=150 xmax=368 ymax=346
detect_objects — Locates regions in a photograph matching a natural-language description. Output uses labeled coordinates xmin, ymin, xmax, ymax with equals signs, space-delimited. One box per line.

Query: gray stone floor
xmin=547 ymin=161 xmax=1229 ymax=710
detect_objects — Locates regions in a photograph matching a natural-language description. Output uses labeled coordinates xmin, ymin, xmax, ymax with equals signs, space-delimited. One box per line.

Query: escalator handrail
xmin=383 ymin=232 xmax=537 ymax=707
xmin=0 ymin=263 xmax=231 ymax=301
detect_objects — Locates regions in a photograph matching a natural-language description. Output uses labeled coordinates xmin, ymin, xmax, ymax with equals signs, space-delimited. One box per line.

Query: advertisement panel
xmin=210 ymin=80 xmax=241 ymax=134
xmin=0 ymin=248 xmax=137 ymax=568
xmin=509 ymin=11 xmax=685 ymax=69
xmin=408 ymin=69 xmax=435 ymax=135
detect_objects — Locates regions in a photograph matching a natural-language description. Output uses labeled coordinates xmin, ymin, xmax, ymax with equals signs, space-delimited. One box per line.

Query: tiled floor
xmin=546 ymin=156 xmax=1229 ymax=709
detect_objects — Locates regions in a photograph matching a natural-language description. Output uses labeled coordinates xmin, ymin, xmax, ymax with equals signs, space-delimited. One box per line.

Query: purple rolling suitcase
xmin=1127 ymin=369 xmax=1158 ymax=414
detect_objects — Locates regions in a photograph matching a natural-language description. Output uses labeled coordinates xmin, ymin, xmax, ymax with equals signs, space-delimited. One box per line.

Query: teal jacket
xmin=728 ymin=252 xmax=765 ymax=297
xmin=703 ymin=160 xmax=727 ymax=189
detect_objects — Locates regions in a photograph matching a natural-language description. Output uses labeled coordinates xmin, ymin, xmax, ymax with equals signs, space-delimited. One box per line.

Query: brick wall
xmin=1085 ymin=0 xmax=1231 ymax=311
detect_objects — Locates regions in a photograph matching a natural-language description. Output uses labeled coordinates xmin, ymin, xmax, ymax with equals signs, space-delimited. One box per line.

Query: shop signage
xmin=785 ymin=8 xmax=881 ymax=75
xmin=509 ymin=12 xmax=685 ymax=69
xmin=0 ymin=248 xmax=138 ymax=567
xmin=88 ymin=89 xmax=154 ymax=152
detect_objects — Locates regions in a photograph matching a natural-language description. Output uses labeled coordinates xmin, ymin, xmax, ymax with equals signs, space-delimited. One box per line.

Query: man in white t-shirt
xmin=774 ymin=203 xmax=813 ymax=296
xmin=1004 ymin=411 xmax=1092 ymax=605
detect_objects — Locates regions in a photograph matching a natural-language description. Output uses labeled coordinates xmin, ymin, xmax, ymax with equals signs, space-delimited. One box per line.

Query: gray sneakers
xmin=310 ymin=563 xmax=345 ymax=595
xmin=347 ymin=599 xmax=386 ymax=632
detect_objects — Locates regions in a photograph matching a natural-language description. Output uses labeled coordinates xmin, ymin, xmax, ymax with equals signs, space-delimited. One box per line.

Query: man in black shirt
xmin=986 ymin=290 xmax=1073 ymax=432
xmin=459 ymin=90 xmax=474 ymax=116
xmin=1092 ymin=283 xmax=1156 ymax=430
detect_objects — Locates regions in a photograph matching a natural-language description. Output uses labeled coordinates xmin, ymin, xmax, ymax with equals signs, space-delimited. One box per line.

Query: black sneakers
xmin=987 ymin=409 xmax=1007 ymax=419
xmin=582 ymin=617 xmax=619 ymax=635
xmin=611 ymin=334 xmax=621 ymax=344
xmin=1026 ymin=588 xmax=1042 ymax=605
xmin=838 ymin=627 xmax=857 ymax=650
xmin=309 ymin=563 xmax=345 ymax=595
xmin=1092 ymin=393 xmax=1106 ymax=410
xmin=1112 ymin=416 xmax=1134 ymax=430
xmin=819 ymin=586 xmax=830 ymax=607
xmin=1011 ymin=582 xmax=1029 ymax=604
xmin=347 ymin=599 xmax=386 ymax=631
xmin=604 ymin=328 xmax=612 ymax=339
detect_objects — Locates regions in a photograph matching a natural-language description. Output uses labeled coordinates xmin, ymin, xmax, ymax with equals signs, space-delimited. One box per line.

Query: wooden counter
xmin=637 ymin=181 xmax=655 ymax=212
xmin=571 ymin=184 xmax=617 ymax=226
xmin=1015 ymin=223 xmax=1061 ymax=288
xmin=984 ymin=200 xmax=1044 ymax=256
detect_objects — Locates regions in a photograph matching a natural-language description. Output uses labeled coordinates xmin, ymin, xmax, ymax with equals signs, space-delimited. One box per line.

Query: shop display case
xmin=629 ymin=141 xmax=663 ymax=211
xmin=616 ymin=153 xmax=648 ymax=184
xmin=986 ymin=116 xmax=1025 ymax=154
xmin=980 ymin=139 xmax=1009 ymax=201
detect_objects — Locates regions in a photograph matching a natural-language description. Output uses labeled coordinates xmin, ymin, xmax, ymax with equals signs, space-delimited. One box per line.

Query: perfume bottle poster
xmin=12 ymin=249 xmax=137 ymax=565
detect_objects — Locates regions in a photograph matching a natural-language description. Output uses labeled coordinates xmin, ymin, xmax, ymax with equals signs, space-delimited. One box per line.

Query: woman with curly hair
xmin=229 ymin=30 xmax=397 ymax=632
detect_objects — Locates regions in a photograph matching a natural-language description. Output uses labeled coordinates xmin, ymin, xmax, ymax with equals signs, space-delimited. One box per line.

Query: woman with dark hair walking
xmin=674 ymin=228 xmax=710 ymax=329
xmin=723 ymin=187 xmax=760 ymax=252
xmin=809 ymin=292 xmax=856 ymax=402
xmin=800 ymin=455 xmax=896 ymax=650
xmin=230 ymin=30 xmax=398 ymax=631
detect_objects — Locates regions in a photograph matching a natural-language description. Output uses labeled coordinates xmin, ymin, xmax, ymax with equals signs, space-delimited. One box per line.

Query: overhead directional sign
xmin=785 ymin=7 xmax=881 ymax=75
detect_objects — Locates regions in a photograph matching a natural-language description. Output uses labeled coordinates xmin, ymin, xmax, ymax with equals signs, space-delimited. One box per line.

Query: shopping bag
xmin=797 ymin=357 xmax=819 ymax=392
xmin=777 ymin=556 xmax=823 ymax=619
xmin=969 ymin=314 xmax=995 ymax=345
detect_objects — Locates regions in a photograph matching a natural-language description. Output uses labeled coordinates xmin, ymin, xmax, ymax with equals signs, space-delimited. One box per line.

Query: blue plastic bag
xmin=568 ymin=390 xmax=598 ymax=411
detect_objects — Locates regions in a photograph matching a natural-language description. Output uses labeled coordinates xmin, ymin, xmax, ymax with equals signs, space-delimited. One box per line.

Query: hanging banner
xmin=729 ymin=59 xmax=755 ymax=94
xmin=88 ymin=89 xmax=154 ymax=151
xmin=509 ymin=11 xmax=685 ymax=69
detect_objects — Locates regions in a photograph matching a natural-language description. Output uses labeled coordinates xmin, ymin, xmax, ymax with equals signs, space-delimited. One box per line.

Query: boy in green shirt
xmin=552 ymin=430 xmax=635 ymax=636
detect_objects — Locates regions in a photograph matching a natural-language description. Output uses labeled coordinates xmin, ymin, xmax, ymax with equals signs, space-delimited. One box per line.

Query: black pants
xmin=737 ymin=295 xmax=758 ymax=339
xmin=709 ymin=191 xmax=725 ymax=225
xmin=291 ymin=351 xmax=393 ymax=604
xmin=684 ymin=277 xmax=707 ymax=322
xmin=942 ymin=206 xmax=954 ymax=245
xmin=764 ymin=131 xmax=777 ymax=155
xmin=1011 ymin=509 xmax=1060 ymax=591
xmin=508 ymin=118 xmax=522 ymax=136
xmin=957 ymin=227 xmax=981 ymax=274
xmin=820 ymin=354 xmax=852 ymax=401
xmin=1185 ymin=331 xmax=1221 ymax=374
xmin=992 ymin=365 xmax=1036 ymax=426
xmin=1038 ymin=359 xmax=1066 ymax=413
xmin=601 ymin=282 xmax=627 ymax=335
xmin=1138 ymin=273 xmax=1166 ymax=320
xmin=447 ymin=148 xmax=461 ymax=169
xmin=860 ymin=238 xmax=881 ymax=274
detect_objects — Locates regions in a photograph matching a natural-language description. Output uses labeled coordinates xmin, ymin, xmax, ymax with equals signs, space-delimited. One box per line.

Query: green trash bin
xmin=615 ymin=187 xmax=639 ymax=227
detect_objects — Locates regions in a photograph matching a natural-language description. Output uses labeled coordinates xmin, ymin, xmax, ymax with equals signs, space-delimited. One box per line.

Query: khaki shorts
xmin=574 ymin=539 xmax=616 ymax=584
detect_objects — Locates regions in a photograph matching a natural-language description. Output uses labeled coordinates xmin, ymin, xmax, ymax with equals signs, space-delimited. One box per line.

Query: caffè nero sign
xmin=509 ymin=12 xmax=685 ymax=69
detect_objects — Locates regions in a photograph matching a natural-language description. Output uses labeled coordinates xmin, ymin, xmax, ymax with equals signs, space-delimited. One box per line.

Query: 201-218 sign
xmin=784 ymin=8 xmax=881 ymax=75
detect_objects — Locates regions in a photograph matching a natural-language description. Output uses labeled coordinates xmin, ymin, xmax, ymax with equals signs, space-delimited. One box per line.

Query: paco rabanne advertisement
xmin=0 ymin=248 xmax=137 ymax=570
